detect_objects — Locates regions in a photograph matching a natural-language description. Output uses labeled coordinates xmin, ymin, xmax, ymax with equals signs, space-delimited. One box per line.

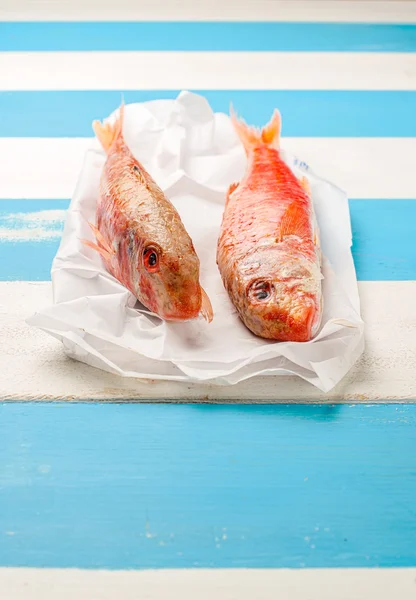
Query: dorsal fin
xmin=227 ymin=182 xmax=239 ymax=197
xmin=299 ymin=175 xmax=311 ymax=196
xmin=92 ymin=100 xmax=125 ymax=154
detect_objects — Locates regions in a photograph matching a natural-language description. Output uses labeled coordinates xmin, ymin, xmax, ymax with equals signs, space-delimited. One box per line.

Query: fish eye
xmin=143 ymin=246 xmax=159 ymax=273
xmin=133 ymin=165 xmax=140 ymax=174
xmin=248 ymin=280 xmax=272 ymax=301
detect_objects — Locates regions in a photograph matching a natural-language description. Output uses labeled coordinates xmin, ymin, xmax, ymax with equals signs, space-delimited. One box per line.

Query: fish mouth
xmin=282 ymin=304 xmax=316 ymax=342
xmin=164 ymin=316 xmax=195 ymax=323
xmin=162 ymin=286 xmax=213 ymax=323
xmin=161 ymin=308 xmax=199 ymax=322
xmin=245 ymin=302 xmax=317 ymax=342
xmin=162 ymin=309 xmax=203 ymax=324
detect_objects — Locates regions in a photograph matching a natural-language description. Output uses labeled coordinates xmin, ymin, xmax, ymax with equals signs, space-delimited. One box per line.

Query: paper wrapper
xmin=28 ymin=92 xmax=364 ymax=393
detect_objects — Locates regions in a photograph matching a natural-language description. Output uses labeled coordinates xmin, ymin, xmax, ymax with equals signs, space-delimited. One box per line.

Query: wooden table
xmin=0 ymin=1 xmax=415 ymax=598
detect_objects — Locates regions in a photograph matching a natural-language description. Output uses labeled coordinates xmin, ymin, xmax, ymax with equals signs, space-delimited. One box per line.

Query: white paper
xmin=28 ymin=91 xmax=365 ymax=393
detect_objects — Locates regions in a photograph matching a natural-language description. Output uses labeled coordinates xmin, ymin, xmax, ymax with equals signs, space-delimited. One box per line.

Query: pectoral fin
xmin=279 ymin=203 xmax=310 ymax=240
xmin=81 ymin=222 xmax=116 ymax=261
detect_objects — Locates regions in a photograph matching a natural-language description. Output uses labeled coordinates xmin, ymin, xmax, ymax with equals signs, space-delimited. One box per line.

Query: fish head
xmin=136 ymin=235 xmax=212 ymax=323
xmin=240 ymin=251 xmax=322 ymax=342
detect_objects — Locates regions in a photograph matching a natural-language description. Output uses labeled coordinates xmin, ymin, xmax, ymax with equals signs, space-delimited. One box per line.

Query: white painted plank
xmin=3 ymin=51 xmax=416 ymax=91
xmin=0 ymin=137 xmax=414 ymax=200
xmin=1 ymin=0 xmax=415 ymax=23
xmin=0 ymin=138 xmax=91 ymax=201
xmin=1 ymin=280 xmax=415 ymax=401
xmin=0 ymin=568 xmax=416 ymax=600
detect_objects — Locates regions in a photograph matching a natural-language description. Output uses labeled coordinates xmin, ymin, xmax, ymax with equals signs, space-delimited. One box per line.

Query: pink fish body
xmin=217 ymin=109 xmax=323 ymax=342
xmin=84 ymin=103 xmax=213 ymax=323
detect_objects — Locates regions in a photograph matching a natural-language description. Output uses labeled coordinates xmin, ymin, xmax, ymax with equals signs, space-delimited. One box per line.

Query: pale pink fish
xmin=83 ymin=103 xmax=213 ymax=323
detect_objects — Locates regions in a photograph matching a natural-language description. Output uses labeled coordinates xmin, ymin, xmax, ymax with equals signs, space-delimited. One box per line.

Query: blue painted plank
xmin=350 ymin=199 xmax=416 ymax=281
xmin=0 ymin=403 xmax=415 ymax=569
xmin=0 ymin=199 xmax=414 ymax=281
xmin=1 ymin=91 xmax=416 ymax=138
xmin=1 ymin=22 xmax=416 ymax=52
xmin=0 ymin=200 xmax=67 ymax=282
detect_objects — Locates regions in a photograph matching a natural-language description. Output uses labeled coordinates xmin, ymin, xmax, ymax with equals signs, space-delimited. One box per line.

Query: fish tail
xmin=230 ymin=104 xmax=281 ymax=154
xmin=93 ymin=99 xmax=125 ymax=153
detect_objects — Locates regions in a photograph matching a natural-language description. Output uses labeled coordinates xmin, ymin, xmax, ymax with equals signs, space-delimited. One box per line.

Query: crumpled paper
xmin=28 ymin=91 xmax=364 ymax=393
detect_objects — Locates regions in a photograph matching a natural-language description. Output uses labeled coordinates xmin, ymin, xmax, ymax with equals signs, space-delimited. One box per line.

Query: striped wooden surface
xmin=1 ymin=403 xmax=416 ymax=598
xmin=1 ymin=1 xmax=416 ymax=598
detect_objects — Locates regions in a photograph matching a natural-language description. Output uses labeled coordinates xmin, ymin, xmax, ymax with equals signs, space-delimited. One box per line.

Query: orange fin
xmin=200 ymin=287 xmax=213 ymax=323
xmin=226 ymin=182 xmax=239 ymax=205
xmin=299 ymin=175 xmax=311 ymax=196
xmin=313 ymin=215 xmax=321 ymax=248
xmin=279 ymin=203 xmax=311 ymax=241
xmin=87 ymin=222 xmax=115 ymax=255
xmin=230 ymin=104 xmax=281 ymax=155
xmin=261 ymin=110 xmax=281 ymax=146
xmin=227 ymin=182 xmax=239 ymax=197
xmin=81 ymin=222 xmax=116 ymax=261
xmin=93 ymin=100 xmax=125 ymax=153
xmin=81 ymin=238 xmax=113 ymax=261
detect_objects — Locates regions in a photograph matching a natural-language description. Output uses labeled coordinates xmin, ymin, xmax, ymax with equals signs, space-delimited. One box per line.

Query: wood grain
xmin=0 ymin=403 xmax=415 ymax=569
xmin=1 ymin=568 xmax=416 ymax=600
xmin=2 ymin=1 xmax=416 ymax=22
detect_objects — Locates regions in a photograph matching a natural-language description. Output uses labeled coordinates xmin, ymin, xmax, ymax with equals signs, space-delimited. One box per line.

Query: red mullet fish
xmin=217 ymin=108 xmax=323 ymax=342
xmin=83 ymin=103 xmax=213 ymax=323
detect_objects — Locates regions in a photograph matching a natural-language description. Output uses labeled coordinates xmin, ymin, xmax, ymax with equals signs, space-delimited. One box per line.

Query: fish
xmin=82 ymin=102 xmax=213 ymax=323
xmin=216 ymin=108 xmax=323 ymax=342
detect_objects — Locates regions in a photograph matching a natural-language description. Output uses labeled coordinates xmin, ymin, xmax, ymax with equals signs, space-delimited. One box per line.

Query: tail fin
xmin=230 ymin=105 xmax=281 ymax=155
xmin=93 ymin=100 xmax=125 ymax=153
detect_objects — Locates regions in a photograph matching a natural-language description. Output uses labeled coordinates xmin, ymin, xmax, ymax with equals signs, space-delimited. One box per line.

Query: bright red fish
xmin=83 ymin=103 xmax=213 ymax=323
xmin=217 ymin=108 xmax=323 ymax=342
